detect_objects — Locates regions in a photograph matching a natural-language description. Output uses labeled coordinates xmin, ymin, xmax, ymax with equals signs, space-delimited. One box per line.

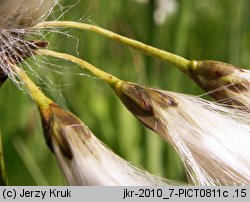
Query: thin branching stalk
xmin=36 ymin=21 xmax=250 ymax=109
xmin=35 ymin=21 xmax=190 ymax=74
xmin=36 ymin=49 xmax=121 ymax=88
xmin=11 ymin=64 xmax=53 ymax=110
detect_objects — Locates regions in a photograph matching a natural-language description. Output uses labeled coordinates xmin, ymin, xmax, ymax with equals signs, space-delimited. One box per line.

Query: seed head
xmin=115 ymin=81 xmax=250 ymax=185
xmin=39 ymin=102 xmax=172 ymax=185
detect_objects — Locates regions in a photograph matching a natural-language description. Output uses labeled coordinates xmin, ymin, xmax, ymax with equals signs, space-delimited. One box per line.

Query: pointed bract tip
xmin=114 ymin=81 xmax=178 ymax=134
xmin=114 ymin=81 xmax=154 ymax=117
xmin=114 ymin=81 xmax=178 ymax=116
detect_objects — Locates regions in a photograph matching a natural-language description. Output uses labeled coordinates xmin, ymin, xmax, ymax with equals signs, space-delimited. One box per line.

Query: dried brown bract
xmin=189 ymin=60 xmax=250 ymax=110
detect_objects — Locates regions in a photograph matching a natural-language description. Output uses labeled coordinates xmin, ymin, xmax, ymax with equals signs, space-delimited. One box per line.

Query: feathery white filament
xmin=52 ymin=123 xmax=172 ymax=186
xmin=0 ymin=0 xmax=58 ymax=86
xmin=228 ymin=69 xmax=250 ymax=108
xmin=148 ymin=90 xmax=250 ymax=185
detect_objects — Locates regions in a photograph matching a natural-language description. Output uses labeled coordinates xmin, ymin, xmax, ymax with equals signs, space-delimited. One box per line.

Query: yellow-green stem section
xmin=0 ymin=132 xmax=7 ymax=186
xmin=36 ymin=49 xmax=121 ymax=88
xmin=11 ymin=64 xmax=53 ymax=110
xmin=36 ymin=21 xmax=191 ymax=74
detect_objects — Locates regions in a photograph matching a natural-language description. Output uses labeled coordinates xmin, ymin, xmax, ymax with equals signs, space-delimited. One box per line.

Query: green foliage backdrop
xmin=1 ymin=0 xmax=250 ymax=185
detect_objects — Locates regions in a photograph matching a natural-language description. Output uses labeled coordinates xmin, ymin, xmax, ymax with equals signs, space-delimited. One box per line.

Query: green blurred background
xmin=1 ymin=0 xmax=250 ymax=185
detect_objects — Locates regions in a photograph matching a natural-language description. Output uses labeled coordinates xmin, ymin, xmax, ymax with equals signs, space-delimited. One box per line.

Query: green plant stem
xmin=35 ymin=21 xmax=191 ymax=75
xmin=0 ymin=132 xmax=7 ymax=186
xmin=10 ymin=64 xmax=53 ymax=110
xmin=36 ymin=49 xmax=122 ymax=88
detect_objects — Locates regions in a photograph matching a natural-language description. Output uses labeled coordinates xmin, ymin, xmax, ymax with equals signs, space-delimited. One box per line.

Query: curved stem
xmin=35 ymin=21 xmax=191 ymax=75
xmin=36 ymin=49 xmax=122 ymax=88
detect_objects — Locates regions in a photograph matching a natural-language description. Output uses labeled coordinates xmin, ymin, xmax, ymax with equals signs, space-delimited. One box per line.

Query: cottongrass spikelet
xmin=40 ymin=102 xmax=172 ymax=185
xmin=0 ymin=0 xmax=58 ymax=86
xmin=11 ymin=63 xmax=173 ymax=186
xmin=114 ymin=81 xmax=250 ymax=185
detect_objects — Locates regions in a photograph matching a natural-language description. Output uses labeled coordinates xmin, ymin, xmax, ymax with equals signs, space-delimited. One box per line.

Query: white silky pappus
xmin=0 ymin=0 xmax=58 ymax=28
xmin=0 ymin=0 xmax=58 ymax=86
xmin=115 ymin=81 xmax=250 ymax=185
xmin=40 ymin=103 xmax=172 ymax=186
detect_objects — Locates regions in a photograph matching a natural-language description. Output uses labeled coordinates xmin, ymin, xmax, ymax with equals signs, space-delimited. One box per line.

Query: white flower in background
xmin=154 ymin=0 xmax=178 ymax=25
xmin=132 ymin=0 xmax=149 ymax=4
xmin=115 ymin=81 xmax=250 ymax=185
xmin=133 ymin=0 xmax=178 ymax=25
